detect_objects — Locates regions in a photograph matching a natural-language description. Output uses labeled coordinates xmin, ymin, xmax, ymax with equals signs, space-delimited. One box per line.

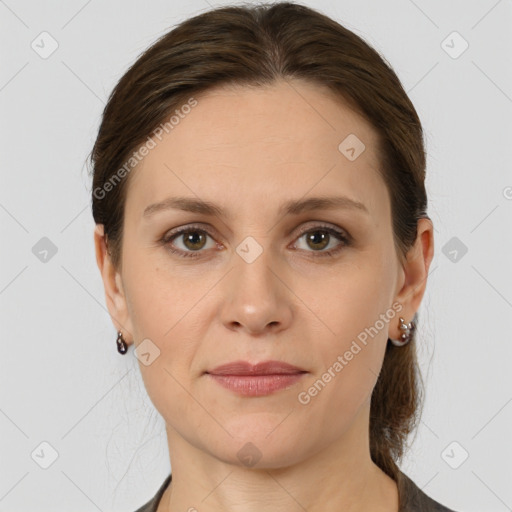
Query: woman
xmin=90 ymin=2 xmax=456 ymax=511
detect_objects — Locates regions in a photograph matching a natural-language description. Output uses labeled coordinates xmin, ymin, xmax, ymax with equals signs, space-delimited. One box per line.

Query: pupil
xmin=308 ymin=231 xmax=328 ymax=250
xmin=185 ymin=232 xmax=204 ymax=250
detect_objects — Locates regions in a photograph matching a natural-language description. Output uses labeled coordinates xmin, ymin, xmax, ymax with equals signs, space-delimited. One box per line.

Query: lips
xmin=207 ymin=360 xmax=306 ymax=376
xmin=206 ymin=360 xmax=308 ymax=397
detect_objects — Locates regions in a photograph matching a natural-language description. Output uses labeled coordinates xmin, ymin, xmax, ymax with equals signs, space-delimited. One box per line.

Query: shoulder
xmin=133 ymin=474 xmax=172 ymax=512
xmin=397 ymin=470 xmax=458 ymax=512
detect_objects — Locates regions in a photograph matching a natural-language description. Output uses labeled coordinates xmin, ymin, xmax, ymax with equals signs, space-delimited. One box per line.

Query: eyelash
xmin=160 ymin=223 xmax=352 ymax=259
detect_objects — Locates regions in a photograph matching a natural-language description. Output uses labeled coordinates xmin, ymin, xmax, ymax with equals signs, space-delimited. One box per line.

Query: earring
xmin=116 ymin=330 xmax=128 ymax=354
xmin=389 ymin=314 xmax=416 ymax=346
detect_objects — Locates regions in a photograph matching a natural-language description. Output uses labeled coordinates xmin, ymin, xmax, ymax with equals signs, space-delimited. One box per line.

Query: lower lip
xmin=207 ymin=373 xmax=306 ymax=396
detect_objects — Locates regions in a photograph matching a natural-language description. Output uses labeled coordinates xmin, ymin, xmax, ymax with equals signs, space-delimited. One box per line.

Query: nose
xmin=220 ymin=251 xmax=294 ymax=336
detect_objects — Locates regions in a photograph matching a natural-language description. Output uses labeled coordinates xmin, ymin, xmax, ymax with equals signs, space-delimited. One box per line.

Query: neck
xmin=157 ymin=404 xmax=399 ymax=512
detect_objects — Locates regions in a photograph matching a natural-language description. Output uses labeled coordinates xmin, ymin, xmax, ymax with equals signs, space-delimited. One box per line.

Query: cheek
xmin=300 ymin=253 xmax=392 ymax=407
xmin=309 ymin=256 xmax=393 ymax=345
xmin=123 ymin=255 xmax=209 ymax=374
xmin=300 ymin=325 xmax=386 ymax=433
xmin=122 ymin=251 xmax=180 ymax=335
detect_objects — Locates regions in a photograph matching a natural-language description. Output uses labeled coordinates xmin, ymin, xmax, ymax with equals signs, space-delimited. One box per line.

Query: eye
xmin=161 ymin=223 xmax=351 ymax=259
xmin=162 ymin=224 xmax=218 ymax=258
xmin=292 ymin=224 xmax=351 ymax=258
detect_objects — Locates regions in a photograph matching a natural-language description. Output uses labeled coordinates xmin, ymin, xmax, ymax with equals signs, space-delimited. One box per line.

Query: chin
xmin=213 ymin=421 xmax=308 ymax=468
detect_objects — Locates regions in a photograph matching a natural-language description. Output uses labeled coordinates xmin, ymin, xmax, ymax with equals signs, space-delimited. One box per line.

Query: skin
xmin=94 ymin=78 xmax=434 ymax=512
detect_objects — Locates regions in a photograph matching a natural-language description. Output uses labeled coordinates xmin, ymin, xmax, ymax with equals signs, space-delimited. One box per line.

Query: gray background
xmin=1 ymin=0 xmax=511 ymax=511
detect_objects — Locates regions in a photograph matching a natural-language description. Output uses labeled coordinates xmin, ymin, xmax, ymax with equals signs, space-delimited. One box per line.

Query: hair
xmin=89 ymin=1 xmax=428 ymax=501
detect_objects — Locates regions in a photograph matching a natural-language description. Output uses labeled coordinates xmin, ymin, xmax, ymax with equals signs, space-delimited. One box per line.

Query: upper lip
xmin=207 ymin=360 xmax=307 ymax=376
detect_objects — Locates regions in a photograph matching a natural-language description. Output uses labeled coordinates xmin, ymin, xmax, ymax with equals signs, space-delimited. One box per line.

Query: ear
xmin=391 ymin=217 xmax=435 ymax=339
xmin=94 ymin=224 xmax=134 ymax=345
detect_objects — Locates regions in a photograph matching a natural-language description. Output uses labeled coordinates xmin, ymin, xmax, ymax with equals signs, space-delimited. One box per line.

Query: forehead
xmin=125 ymin=79 xmax=387 ymax=222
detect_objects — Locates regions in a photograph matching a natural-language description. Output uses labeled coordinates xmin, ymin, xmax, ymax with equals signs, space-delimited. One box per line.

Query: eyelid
xmin=163 ymin=220 xmax=349 ymax=240
xmin=163 ymin=223 xmax=222 ymax=245
xmin=293 ymin=221 xmax=351 ymax=240
xmin=161 ymin=221 xmax=351 ymax=257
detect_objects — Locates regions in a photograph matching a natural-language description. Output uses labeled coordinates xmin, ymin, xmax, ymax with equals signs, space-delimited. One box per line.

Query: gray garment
xmin=134 ymin=471 xmax=457 ymax=512
xmin=133 ymin=474 xmax=171 ymax=512
xmin=397 ymin=471 xmax=457 ymax=511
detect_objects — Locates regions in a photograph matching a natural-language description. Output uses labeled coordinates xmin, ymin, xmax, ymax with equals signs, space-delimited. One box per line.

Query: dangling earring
xmin=116 ymin=330 xmax=128 ymax=354
xmin=389 ymin=314 xmax=416 ymax=346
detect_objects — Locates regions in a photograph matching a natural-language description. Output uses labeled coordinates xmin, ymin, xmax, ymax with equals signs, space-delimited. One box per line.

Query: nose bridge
xmin=221 ymin=236 xmax=292 ymax=334
xmin=237 ymin=239 xmax=275 ymax=297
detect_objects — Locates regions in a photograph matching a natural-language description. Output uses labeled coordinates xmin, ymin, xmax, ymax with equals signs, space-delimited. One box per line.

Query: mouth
xmin=205 ymin=360 xmax=308 ymax=396
xmin=206 ymin=359 xmax=306 ymax=376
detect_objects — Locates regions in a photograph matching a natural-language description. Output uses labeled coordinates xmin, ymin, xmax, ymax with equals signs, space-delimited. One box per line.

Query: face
xmin=98 ymin=78 xmax=423 ymax=469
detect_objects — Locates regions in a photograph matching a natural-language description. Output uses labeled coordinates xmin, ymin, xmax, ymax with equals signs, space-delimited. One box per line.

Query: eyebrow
xmin=143 ymin=195 xmax=369 ymax=220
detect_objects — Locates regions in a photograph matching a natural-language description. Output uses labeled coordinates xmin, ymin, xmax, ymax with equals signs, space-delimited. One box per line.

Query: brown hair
xmin=89 ymin=0 xmax=427 ymax=498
